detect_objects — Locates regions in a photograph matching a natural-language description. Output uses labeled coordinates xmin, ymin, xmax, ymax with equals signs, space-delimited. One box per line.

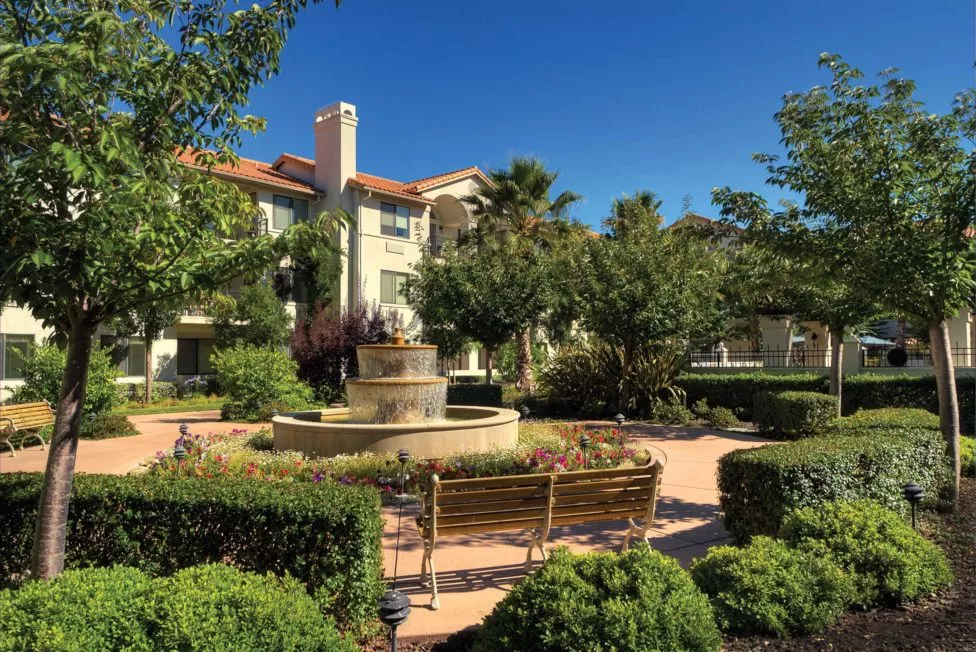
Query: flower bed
xmin=146 ymin=423 xmax=649 ymax=501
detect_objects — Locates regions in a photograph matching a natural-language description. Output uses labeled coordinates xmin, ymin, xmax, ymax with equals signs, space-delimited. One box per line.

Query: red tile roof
xmin=402 ymin=166 xmax=492 ymax=192
xmin=349 ymin=172 xmax=437 ymax=204
xmin=177 ymin=150 xmax=320 ymax=195
xmin=273 ymin=152 xmax=315 ymax=169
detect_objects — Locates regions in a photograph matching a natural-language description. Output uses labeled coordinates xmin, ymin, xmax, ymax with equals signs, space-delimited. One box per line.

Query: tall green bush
xmin=212 ymin=281 xmax=293 ymax=349
xmin=474 ymin=546 xmax=722 ymax=652
xmin=0 ymin=565 xmax=355 ymax=651
xmin=212 ymin=344 xmax=314 ymax=421
xmin=12 ymin=343 xmax=122 ymax=415
xmin=717 ymin=427 xmax=948 ymax=542
xmin=781 ymin=501 xmax=952 ymax=608
xmin=753 ymin=391 xmax=838 ymax=438
xmin=0 ymin=473 xmax=383 ymax=634
xmin=690 ymin=536 xmax=854 ymax=637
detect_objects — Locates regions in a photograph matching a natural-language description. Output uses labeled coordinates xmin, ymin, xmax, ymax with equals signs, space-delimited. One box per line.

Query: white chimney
xmin=313 ymin=101 xmax=358 ymax=212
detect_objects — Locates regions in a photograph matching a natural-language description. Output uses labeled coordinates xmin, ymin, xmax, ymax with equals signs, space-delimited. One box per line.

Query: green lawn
xmin=111 ymin=398 xmax=226 ymax=416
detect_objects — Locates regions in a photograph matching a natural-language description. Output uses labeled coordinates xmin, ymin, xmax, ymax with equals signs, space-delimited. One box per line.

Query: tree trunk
xmin=828 ymin=327 xmax=844 ymax=418
xmin=929 ymin=319 xmax=960 ymax=509
xmin=485 ymin=348 xmax=494 ymax=385
xmin=515 ymin=327 xmax=534 ymax=393
xmin=144 ymin=340 xmax=153 ymax=404
xmin=30 ymin=317 xmax=96 ymax=579
xmin=619 ymin=345 xmax=634 ymax=415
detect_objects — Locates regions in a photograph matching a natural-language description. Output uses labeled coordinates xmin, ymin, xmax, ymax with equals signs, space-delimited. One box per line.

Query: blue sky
xmin=240 ymin=0 xmax=974 ymax=229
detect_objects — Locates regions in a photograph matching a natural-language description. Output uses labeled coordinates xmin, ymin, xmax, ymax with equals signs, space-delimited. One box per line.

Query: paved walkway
xmin=0 ymin=411 xmax=263 ymax=474
xmin=0 ymin=413 xmax=768 ymax=638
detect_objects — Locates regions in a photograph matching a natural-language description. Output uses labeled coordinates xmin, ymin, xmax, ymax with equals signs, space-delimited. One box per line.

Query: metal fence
xmin=687 ymin=345 xmax=831 ymax=369
xmin=861 ymin=345 xmax=975 ymax=369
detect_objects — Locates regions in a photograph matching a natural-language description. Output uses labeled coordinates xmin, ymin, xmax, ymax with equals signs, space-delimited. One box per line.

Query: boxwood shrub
xmin=690 ymin=536 xmax=854 ymax=637
xmin=474 ymin=546 xmax=722 ymax=652
xmin=0 ymin=474 xmax=383 ymax=633
xmin=0 ymin=564 xmax=355 ymax=651
xmin=753 ymin=391 xmax=838 ymax=438
xmin=447 ymin=382 xmax=503 ymax=407
xmin=830 ymin=407 xmax=940 ymax=433
xmin=676 ymin=373 xmax=827 ymax=420
xmin=717 ymin=427 xmax=948 ymax=542
xmin=781 ymin=500 xmax=952 ymax=608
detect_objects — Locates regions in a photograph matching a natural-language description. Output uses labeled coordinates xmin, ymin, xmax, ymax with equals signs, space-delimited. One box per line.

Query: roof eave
xmin=184 ymin=163 xmax=322 ymax=197
xmin=348 ymin=179 xmax=437 ymax=205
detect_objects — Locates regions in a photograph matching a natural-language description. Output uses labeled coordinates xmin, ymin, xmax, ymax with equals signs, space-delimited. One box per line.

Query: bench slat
xmin=436 ymin=508 xmax=548 ymax=528
xmin=0 ymin=410 xmax=53 ymax=422
xmin=550 ymin=508 xmax=648 ymax=528
xmin=0 ymin=402 xmax=51 ymax=413
xmin=436 ymin=496 xmax=549 ymax=516
xmin=551 ymin=501 xmax=649 ymax=519
xmin=552 ymin=463 xmax=659 ymax=483
xmin=436 ymin=485 xmax=550 ymax=506
xmin=2 ymin=416 xmax=54 ymax=429
xmin=436 ymin=517 xmax=545 ymax=537
xmin=553 ymin=488 xmax=653 ymax=507
xmin=436 ymin=474 xmax=551 ymax=492
xmin=552 ymin=476 xmax=653 ymax=495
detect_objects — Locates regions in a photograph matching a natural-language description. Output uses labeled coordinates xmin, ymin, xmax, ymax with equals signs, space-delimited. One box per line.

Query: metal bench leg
xmin=621 ymin=518 xmax=649 ymax=552
xmin=426 ymin=548 xmax=440 ymax=610
xmin=22 ymin=432 xmax=46 ymax=452
xmin=419 ymin=547 xmax=430 ymax=587
xmin=2 ymin=436 xmax=14 ymax=458
xmin=524 ymin=528 xmax=548 ymax=572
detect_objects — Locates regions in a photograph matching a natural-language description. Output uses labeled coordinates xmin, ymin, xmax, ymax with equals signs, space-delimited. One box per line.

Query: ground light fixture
xmin=579 ymin=432 xmax=591 ymax=469
xmin=520 ymin=406 xmax=530 ymax=420
xmin=903 ymin=482 xmax=924 ymax=530
xmin=379 ymin=448 xmax=412 ymax=651
xmin=614 ymin=413 xmax=626 ymax=428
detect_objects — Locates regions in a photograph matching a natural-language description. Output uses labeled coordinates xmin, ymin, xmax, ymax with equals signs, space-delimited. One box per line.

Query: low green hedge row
xmin=0 ymin=474 xmax=383 ymax=634
xmin=677 ymin=372 xmax=975 ymax=428
xmin=447 ymin=383 xmax=503 ymax=407
xmin=717 ymin=426 xmax=948 ymax=543
xmin=115 ymin=381 xmax=179 ymax=404
xmin=474 ymin=546 xmax=722 ymax=652
xmin=0 ymin=564 xmax=355 ymax=651
xmin=831 ymin=407 xmax=941 ymax=432
xmin=753 ymin=391 xmax=838 ymax=439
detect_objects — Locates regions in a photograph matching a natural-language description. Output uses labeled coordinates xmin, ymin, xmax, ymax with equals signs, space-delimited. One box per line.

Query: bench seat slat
xmin=435 ymin=517 xmax=545 ymax=537
xmin=436 ymin=508 xmax=548 ymax=528
xmin=550 ymin=508 xmax=648 ymax=528
xmin=436 ymin=496 xmax=549 ymax=516
xmin=552 ymin=477 xmax=653 ymax=495
xmin=435 ymin=485 xmax=550 ymax=505
xmin=437 ymin=474 xmax=551 ymax=491
xmin=0 ymin=411 xmax=53 ymax=423
xmin=552 ymin=463 xmax=657 ymax=483
xmin=0 ymin=402 xmax=51 ymax=413
xmin=551 ymin=502 xmax=649 ymax=519
xmin=3 ymin=417 xmax=54 ymax=429
xmin=553 ymin=488 xmax=653 ymax=507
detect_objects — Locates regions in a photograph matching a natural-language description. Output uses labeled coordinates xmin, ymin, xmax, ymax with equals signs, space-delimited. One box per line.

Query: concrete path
xmin=0 ymin=411 xmax=263 ymax=475
xmin=0 ymin=413 xmax=769 ymax=638
xmin=388 ymin=423 xmax=769 ymax=638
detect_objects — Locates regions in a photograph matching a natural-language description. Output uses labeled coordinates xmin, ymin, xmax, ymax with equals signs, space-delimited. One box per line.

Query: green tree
xmin=717 ymin=55 xmax=975 ymax=504
xmin=111 ymin=298 xmax=186 ymax=403
xmin=581 ymin=195 xmax=725 ymax=413
xmin=0 ymin=0 xmax=342 ymax=578
xmin=407 ymin=241 xmax=550 ymax=384
xmin=212 ymin=282 xmax=293 ymax=350
xmin=461 ymin=156 xmax=582 ymax=391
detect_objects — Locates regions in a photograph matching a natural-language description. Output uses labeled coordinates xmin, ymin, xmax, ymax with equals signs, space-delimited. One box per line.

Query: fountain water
xmin=272 ymin=329 xmax=520 ymax=458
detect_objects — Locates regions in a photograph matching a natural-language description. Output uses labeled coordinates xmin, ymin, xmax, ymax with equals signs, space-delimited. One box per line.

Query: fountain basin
xmin=345 ymin=377 xmax=447 ymax=424
xmin=272 ymin=405 xmax=520 ymax=459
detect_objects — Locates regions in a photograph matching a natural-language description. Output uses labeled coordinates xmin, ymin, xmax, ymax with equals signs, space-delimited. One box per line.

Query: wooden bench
xmin=0 ymin=400 xmax=52 ymax=457
xmin=415 ymin=458 xmax=665 ymax=609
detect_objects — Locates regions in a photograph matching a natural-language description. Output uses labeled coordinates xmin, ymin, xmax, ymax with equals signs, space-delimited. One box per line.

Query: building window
xmin=177 ymin=338 xmax=216 ymax=375
xmin=380 ymin=202 xmax=410 ymax=238
xmin=100 ymin=335 xmax=147 ymax=377
xmin=478 ymin=347 xmax=487 ymax=370
xmin=272 ymin=195 xmax=309 ymax=230
xmin=380 ymin=270 xmax=409 ymax=305
xmin=1 ymin=334 xmax=33 ymax=380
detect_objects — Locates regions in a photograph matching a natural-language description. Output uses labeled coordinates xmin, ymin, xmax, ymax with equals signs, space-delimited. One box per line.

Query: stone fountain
xmin=272 ymin=329 xmax=520 ymax=458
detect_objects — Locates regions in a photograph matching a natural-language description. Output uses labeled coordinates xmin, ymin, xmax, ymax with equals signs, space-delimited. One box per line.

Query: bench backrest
xmin=0 ymin=401 xmax=55 ymax=431
xmin=424 ymin=459 xmax=664 ymax=538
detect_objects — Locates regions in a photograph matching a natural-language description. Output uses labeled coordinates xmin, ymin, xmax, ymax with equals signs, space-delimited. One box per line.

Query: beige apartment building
xmin=0 ymin=100 xmax=493 ymax=400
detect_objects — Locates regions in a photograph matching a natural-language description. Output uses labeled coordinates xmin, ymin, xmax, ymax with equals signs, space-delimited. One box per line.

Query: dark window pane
xmin=177 ymin=339 xmax=198 ymax=375
xmin=128 ymin=340 xmax=146 ymax=377
xmin=2 ymin=335 xmax=32 ymax=380
xmin=273 ymin=195 xmax=294 ymax=230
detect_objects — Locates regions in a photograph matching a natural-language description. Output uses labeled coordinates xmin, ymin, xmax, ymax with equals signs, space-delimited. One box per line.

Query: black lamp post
xmin=579 ymin=432 xmax=591 ymax=469
xmin=179 ymin=422 xmax=189 ymax=437
xmin=379 ymin=448 xmax=412 ymax=651
xmin=613 ymin=413 xmax=626 ymax=429
xmin=903 ymin=482 xmax=924 ymax=530
xmin=519 ymin=406 xmax=530 ymax=421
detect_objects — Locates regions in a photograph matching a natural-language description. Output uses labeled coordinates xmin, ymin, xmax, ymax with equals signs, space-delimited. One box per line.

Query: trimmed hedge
xmin=753 ymin=391 xmax=838 ymax=439
xmin=474 ymin=546 xmax=722 ymax=652
xmin=116 ymin=381 xmax=179 ymax=404
xmin=690 ymin=536 xmax=853 ymax=637
xmin=717 ymin=427 xmax=948 ymax=543
xmin=676 ymin=373 xmax=827 ymax=420
xmin=447 ymin=383 xmax=503 ymax=407
xmin=831 ymin=408 xmax=940 ymax=433
xmin=781 ymin=501 xmax=952 ymax=608
xmin=0 ymin=474 xmax=383 ymax=633
xmin=0 ymin=564 xmax=355 ymax=651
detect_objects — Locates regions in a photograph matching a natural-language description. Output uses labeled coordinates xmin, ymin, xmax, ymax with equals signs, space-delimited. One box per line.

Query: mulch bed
xmin=364 ymin=478 xmax=976 ymax=652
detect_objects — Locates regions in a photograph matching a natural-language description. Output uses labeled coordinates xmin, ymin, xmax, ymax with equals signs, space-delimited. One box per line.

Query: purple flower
xmin=312 ymin=472 xmax=325 ymax=483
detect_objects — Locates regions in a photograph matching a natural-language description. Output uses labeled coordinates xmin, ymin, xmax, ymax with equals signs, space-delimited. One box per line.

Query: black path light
xmin=519 ymin=406 xmax=530 ymax=421
xmin=614 ymin=413 xmax=626 ymax=429
xmin=378 ymin=448 xmax=412 ymax=651
xmin=903 ymin=482 xmax=924 ymax=530
xmin=579 ymin=432 xmax=591 ymax=469
xmin=179 ymin=422 xmax=189 ymax=437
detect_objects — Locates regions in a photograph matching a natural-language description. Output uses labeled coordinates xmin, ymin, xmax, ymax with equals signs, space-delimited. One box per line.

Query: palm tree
xmin=461 ymin=156 xmax=582 ymax=392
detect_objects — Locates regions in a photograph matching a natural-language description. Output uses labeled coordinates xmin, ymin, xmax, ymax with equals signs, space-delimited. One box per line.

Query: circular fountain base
xmin=271 ymin=406 xmax=520 ymax=459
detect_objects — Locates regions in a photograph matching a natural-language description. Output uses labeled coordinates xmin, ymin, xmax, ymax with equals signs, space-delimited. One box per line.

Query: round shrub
xmin=150 ymin=564 xmax=354 ymax=651
xmin=212 ymin=344 xmax=314 ymax=422
xmin=690 ymin=536 xmax=854 ymax=637
xmin=0 ymin=566 xmax=154 ymax=651
xmin=12 ymin=343 xmax=122 ymax=416
xmin=781 ymin=500 xmax=952 ymax=608
xmin=753 ymin=390 xmax=838 ymax=439
xmin=474 ymin=546 xmax=721 ymax=652
xmin=80 ymin=413 xmax=140 ymax=440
